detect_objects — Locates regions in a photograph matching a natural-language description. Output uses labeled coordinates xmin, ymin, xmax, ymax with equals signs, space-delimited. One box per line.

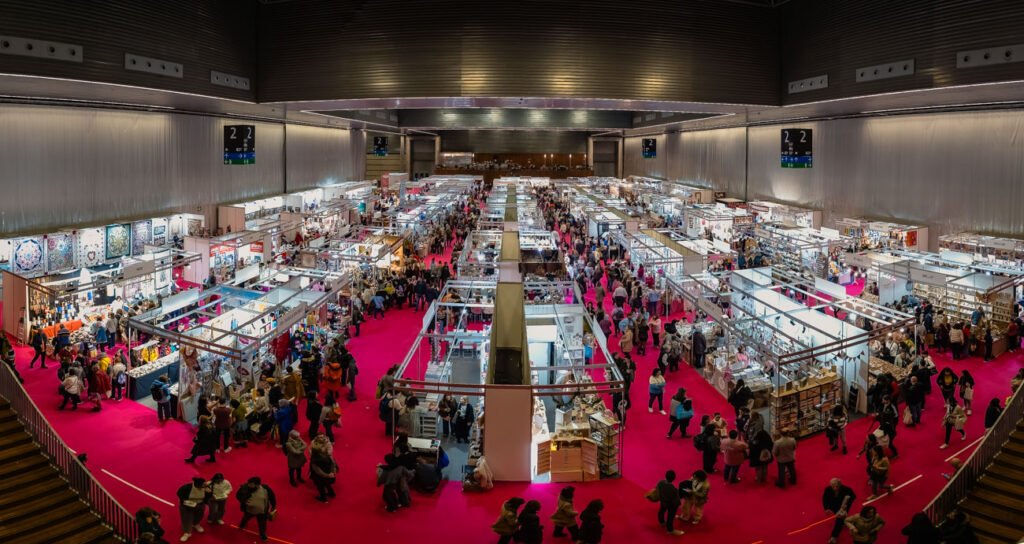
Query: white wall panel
xmin=0 ymin=105 xmax=361 ymax=234
xmin=746 ymin=110 xmax=1024 ymax=244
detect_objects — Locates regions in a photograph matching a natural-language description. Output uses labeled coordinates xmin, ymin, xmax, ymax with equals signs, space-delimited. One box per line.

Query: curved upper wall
xmin=256 ymin=0 xmax=781 ymax=105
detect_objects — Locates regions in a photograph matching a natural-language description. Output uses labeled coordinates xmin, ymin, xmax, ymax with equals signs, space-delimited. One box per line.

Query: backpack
xmin=378 ymin=396 xmax=391 ymax=421
xmin=150 ymin=383 xmax=165 ymax=402
xmin=116 ymin=372 xmax=127 ymax=386
xmin=374 ymin=378 xmax=385 ymax=400
xmin=693 ymin=433 xmax=707 ymax=451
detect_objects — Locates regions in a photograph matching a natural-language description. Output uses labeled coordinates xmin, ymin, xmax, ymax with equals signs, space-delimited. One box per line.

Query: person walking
xmin=309 ymin=445 xmax=338 ymax=502
xmin=827 ymin=404 xmax=849 ymax=453
xmin=491 ymin=497 xmax=525 ymax=544
xmin=667 ymin=390 xmax=693 ymax=438
xmin=679 ymin=470 xmax=710 ymax=525
xmin=550 ymin=486 xmax=580 ymax=540
xmin=212 ymin=398 xmax=233 ymax=453
xmin=822 ymin=478 xmax=856 ymax=544
xmin=110 ymin=354 xmax=127 ymax=401
xmin=773 ymin=431 xmax=798 ymax=488
xmin=941 ymin=398 xmax=968 ymax=449
xmin=867 ymin=445 xmax=894 ymax=499
xmin=305 ymin=393 xmax=322 ymax=439
xmin=86 ymin=363 xmax=111 ymax=412
xmin=205 ymin=473 xmax=231 ymax=527
xmin=28 ymin=325 xmax=48 ymax=369
xmin=845 ymin=506 xmax=885 ymax=543
xmin=135 ymin=507 xmax=166 ymax=543
xmin=184 ymin=416 xmax=218 ymax=464
xmin=176 ymin=477 xmax=209 ymax=542
xmin=648 ymin=368 xmax=666 ymax=414
xmin=284 ymin=430 xmax=307 ymax=486
xmin=236 ymin=477 xmax=276 ymax=542
xmin=958 ymin=370 xmax=975 ymax=415
xmin=438 ymin=393 xmax=457 ymax=440
xmin=453 ymin=396 xmax=475 ymax=444
xmin=577 ymin=500 xmax=605 ymax=544
xmin=721 ymin=430 xmax=748 ymax=483
xmin=655 ymin=470 xmax=684 ymax=535
xmin=516 ymin=500 xmax=544 ymax=544
xmin=58 ymin=368 xmax=83 ymax=410
xmin=152 ymin=375 xmax=173 ymax=422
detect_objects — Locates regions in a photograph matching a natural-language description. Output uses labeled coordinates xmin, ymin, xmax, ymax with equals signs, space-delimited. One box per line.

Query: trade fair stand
xmin=742 ymin=223 xmax=852 ymax=279
xmin=875 ymin=250 xmax=1024 ymax=356
xmin=0 ymin=212 xmax=206 ymax=283
xmin=609 ymin=229 xmax=704 ymax=291
xmin=748 ymin=200 xmax=822 ymax=229
xmin=834 ymin=218 xmax=929 ymax=252
xmin=1 ymin=247 xmax=200 ymax=344
xmin=296 ymin=226 xmax=409 ymax=277
xmin=655 ymin=228 xmax=736 ymax=268
xmin=681 ymin=203 xmax=753 ymax=242
xmin=393 ymin=280 xmax=625 ymax=484
xmin=669 ymin=266 xmax=913 ymax=437
xmin=839 ymin=250 xmax=904 ymax=301
xmin=183 ymin=229 xmax=278 ymax=286
xmin=662 ymin=181 xmax=717 ymax=204
xmin=939 ymin=232 xmax=1024 ymax=267
xmin=644 ymin=194 xmax=688 ymax=227
xmin=127 ymin=269 xmax=346 ymax=422
xmin=457 ymin=231 xmax=503 ymax=280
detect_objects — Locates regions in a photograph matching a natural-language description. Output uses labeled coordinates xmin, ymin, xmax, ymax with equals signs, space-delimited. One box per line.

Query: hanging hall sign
xmin=780 ymin=128 xmax=812 ymax=168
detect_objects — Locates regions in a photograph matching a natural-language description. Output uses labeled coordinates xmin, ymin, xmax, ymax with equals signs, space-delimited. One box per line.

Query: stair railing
xmin=925 ymin=377 xmax=1024 ymax=523
xmin=0 ymin=363 xmax=138 ymax=542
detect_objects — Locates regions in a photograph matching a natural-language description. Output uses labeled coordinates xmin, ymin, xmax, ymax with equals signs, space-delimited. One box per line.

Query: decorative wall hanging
xmin=105 ymin=223 xmax=131 ymax=260
xmin=131 ymin=220 xmax=153 ymax=256
xmin=78 ymin=228 xmax=105 ymax=267
xmin=12 ymin=237 xmax=44 ymax=275
xmin=45 ymin=233 xmax=75 ymax=272
xmin=151 ymin=218 xmax=168 ymax=246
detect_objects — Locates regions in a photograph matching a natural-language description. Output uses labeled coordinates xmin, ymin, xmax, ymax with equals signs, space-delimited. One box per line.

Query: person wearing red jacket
xmin=87 ymin=363 xmax=111 ymax=412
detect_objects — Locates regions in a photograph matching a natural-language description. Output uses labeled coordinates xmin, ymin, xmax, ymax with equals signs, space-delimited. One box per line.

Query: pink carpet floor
xmin=5 ymin=261 xmax=1023 ymax=544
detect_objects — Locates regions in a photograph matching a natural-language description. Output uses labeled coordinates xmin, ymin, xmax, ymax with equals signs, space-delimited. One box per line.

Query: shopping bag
xmin=645 ymin=487 xmax=660 ymax=503
xmin=902 ymin=407 xmax=913 ymax=425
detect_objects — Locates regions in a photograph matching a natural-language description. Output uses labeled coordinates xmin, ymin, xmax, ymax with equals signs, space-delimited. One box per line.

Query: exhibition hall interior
xmin=2 ymin=1 xmax=1024 ymax=543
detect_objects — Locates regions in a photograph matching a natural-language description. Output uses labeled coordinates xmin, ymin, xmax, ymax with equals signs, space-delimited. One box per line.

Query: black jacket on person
xmin=515 ymin=511 xmax=543 ymax=544
xmin=578 ymin=510 xmax=604 ymax=543
xmin=901 ymin=521 xmax=941 ymax=544
xmin=235 ymin=484 xmax=277 ymax=514
xmin=176 ymin=484 xmax=209 ymax=505
xmin=821 ymin=484 xmax=856 ymax=513
xmin=984 ymin=404 xmax=1003 ymax=428
xmin=657 ymin=479 xmax=681 ymax=507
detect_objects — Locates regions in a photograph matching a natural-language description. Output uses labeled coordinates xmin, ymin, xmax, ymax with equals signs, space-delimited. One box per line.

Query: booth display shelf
xmin=768 ymin=372 xmax=841 ymax=438
xmin=589 ymin=412 xmax=621 ymax=477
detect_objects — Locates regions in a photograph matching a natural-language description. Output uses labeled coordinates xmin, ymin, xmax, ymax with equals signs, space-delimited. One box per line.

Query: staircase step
xmin=987 ymin=461 xmax=1024 ymax=486
xmin=0 ymin=454 xmax=49 ymax=480
xmin=2 ymin=506 xmax=100 ymax=544
xmin=0 ymin=430 xmax=31 ymax=448
xmin=0 ymin=476 xmax=67 ymax=509
xmin=971 ymin=486 xmax=1024 ymax=513
xmin=0 ymin=418 xmax=22 ymax=436
xmin=1004 ymin=441 xmax=1024 ymax=456
xmin=959 ymin=510 xmax=1024 ymax=544
xmin=10 ymin=518 xmax=114 ymax=544
xmin=994 ymin=450 xmax=1024 ymax=470
xmin=0 ymin=466 xmax=60 ymax=495
xmin=0 ymin=441 xmax=39 ymax=465
xmin=0 ymin=407 xmax=16 ymax=423
xmin=961 ymin=495 xmax=1024 ymax=532
xmin=977 ymin=473 xmax=1024 ymax=499
xmin=0 ymin=398 xmax=10 ymax=411
xmin=0 ymin=489 xmax=81 ymax=528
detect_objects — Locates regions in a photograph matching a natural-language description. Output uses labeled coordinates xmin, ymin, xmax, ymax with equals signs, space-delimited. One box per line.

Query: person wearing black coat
xmin=578 ymin=500 xmax=605 ymax=544
xmin=236 ymin=477 xmax=277 ymax=542
xmin=984 ymin=398 xmax=1003 ymax=430
xmin=515 ymin=500 xmax=544 ymax=544
xmin=656 ymin=470 xmax=684 ymax=535
xmin=305 ymin=393 xmax=323 ymax=439
xmin=184 ymin=417 xmax=218 ymax=464
xmin=728 ymin=379 xmax=753 ymax=417
xmin=902 ymin=512 xmax=941 ymax=544
xmin=821 ymin=478 xmax=856 ymax=544
xmin=691 ymin=330 xmax=707 ymax=369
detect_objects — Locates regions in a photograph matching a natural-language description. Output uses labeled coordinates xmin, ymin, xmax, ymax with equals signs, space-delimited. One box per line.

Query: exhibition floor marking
xmin=228 ymin=525 xmax=295 ymax=544
xmin=862 ymin=474 xmax=923 ymax=506
xmin=786 ymin=515 xmax=838 ymax=535
xmin=945 ymin=435 xmax=985 ymax=462
xmin=100 ymin=468 xmax=175 ymax=507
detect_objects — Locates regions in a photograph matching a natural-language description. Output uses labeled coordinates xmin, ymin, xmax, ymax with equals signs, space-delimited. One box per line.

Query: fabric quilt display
xmin=45 ymin=233 xmax=76 ymax=272
xmin=105 ymin=224 xmax=131 ymax=260
xmin=12 ymin=237 xmax=44 ymax=275
xmin=151 ymin=218 xmax=168 ymax=246
xmin=131 ymin=220 xmax=152 ymax=256
xmin=78 ymin=228 xmax=105 ymax=267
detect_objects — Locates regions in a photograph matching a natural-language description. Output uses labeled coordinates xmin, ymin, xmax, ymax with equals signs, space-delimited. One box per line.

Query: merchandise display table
xmin=42 ymin=319 xmax=83 ymax=339
xmin=128 ymin=352 xmax=180 ymax=400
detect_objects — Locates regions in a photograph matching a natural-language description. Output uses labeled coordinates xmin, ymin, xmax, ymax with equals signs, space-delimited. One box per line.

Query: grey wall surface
xmin=258 ymin=0 xmax=779 ymax=105
xmin=625 ymin=110 xmax=1024 ymax=244
xmin=0 ymin=0 xmax=256 ymax=100
xmin=623 ymin=135 xmax=668 ymax=179
xmin=0 ymin=105 xmax=362 ymax=234
xmin=285 ymin=125 xmax=364 ymax=191
xmin=440 ymin=131 xmax=588 ymax=154
xmin=780 ymin=0 xmax=1024 ymax=104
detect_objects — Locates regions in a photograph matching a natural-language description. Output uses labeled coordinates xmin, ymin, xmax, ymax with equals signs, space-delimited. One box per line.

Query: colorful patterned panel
xmin=131 ymin=220 xmax=152 ymax=256
xmin=45 ymin=233 xmax=75 ymax=272
xmin=105 ymin=223 xmax=131 ymax=260
xmin=78 ymin=228 xmax=105 ymax=267
xmin=12 ymin=237 xmax=44 ymax=275
xmin=151 ymin=218 xmax=168 ymax=246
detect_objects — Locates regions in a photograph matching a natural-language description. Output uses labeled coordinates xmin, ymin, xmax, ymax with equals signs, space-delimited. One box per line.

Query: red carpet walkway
xmin=5 ymin=268 xmax=1023 ymax=543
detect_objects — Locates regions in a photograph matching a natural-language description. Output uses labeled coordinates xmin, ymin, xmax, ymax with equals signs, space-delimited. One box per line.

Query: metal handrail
xmin=924 ymin=380 xmax=1024 ymax=524
xmin=0 ymin=363 xmax=137 ymax=542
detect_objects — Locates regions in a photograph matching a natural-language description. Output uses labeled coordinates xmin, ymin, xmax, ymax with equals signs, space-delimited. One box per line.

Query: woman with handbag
xmin=749 ymin=429 xmax=774 ymax=484
xmin=867 ymin=446 xmax=893 ymax=499
xmin=958 ymin=370 xmax=976 ymax=415
xmin=940 ymin=399 xmax=968 ymax=449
